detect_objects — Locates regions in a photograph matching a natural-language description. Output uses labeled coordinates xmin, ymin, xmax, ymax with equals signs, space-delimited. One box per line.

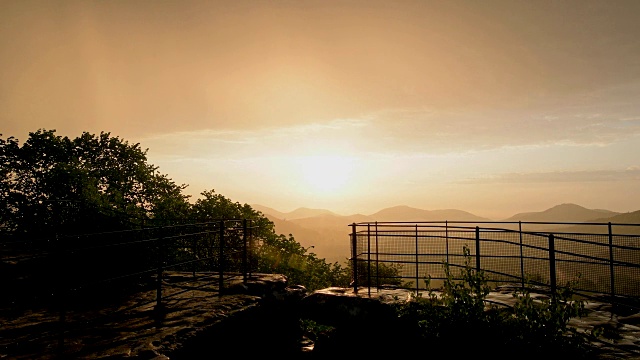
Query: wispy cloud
xmin=365 ymin=105 xmax=640 ymax=153
xmin=141 ymin=80 xmax=640 ymax=163
xmin=141 ymin=118 xmax=373 ymax=160
xmin=459 ymin=168 xmax=640 ymax=184
xmin=142 ymin=100 xmax=640 ymax=166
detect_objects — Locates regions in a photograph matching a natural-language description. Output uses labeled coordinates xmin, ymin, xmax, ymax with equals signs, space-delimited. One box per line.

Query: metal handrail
xmin=349 ymin=221 xmax=640 ymax=304
xmin=1 ymin=219 xmax=260 ymax=356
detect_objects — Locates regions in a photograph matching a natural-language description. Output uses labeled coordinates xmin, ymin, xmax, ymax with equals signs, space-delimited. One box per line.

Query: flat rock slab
xmin=3 ymin=277 xmax=640 ymax=359
xmin=301 ymin=285 xmax=640 ymax=359
xmin=0 ymin=272 xmax=288 ymax=359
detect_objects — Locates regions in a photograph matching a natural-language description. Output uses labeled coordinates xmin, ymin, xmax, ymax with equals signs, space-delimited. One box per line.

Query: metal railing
xmin=1 ymin=219 xmax=259 ymax=357
xmin=349 ymin=221 xmax=640 ymax=304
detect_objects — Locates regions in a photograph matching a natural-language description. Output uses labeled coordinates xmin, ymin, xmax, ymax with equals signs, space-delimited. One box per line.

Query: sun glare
xmin=299 ymin=155 xmax=353 ymax=194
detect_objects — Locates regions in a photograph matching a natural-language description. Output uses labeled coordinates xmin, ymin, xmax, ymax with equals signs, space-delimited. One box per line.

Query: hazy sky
xmin=2 ymin=0 xmax=639 ymax=219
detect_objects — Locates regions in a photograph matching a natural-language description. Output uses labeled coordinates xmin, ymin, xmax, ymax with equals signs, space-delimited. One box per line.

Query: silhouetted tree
xmin=190 ymin=190 xmax=349 ymax=290
xmin=0 ymin=129 xmax=189 ymax=237
xmin=0 ymin=129 xmax=351 ymax=296
xmin=255 ymin=232 xmax=350 ymax=291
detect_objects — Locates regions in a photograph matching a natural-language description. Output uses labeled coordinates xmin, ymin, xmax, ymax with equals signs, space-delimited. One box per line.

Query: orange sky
xmin=1 ymin=0 xmax=639 ymax=219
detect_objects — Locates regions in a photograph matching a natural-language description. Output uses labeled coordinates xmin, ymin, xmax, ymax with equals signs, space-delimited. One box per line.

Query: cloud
xmin=141 ymin=118 xmax=373 ymax=160
xmin=141 ymin=94 xmax=640 ymax=167
xmin=140 ymin=78 xmax=640 ymax=164
xmin=459 ymin=168 xmax=640 ymax=184
xmin=360 ymin=87 xmax=640 ymax=154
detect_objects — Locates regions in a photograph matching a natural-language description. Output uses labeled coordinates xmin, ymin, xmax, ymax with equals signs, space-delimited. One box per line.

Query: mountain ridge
xmin=251 ymin=204 xmax=338 ymax=220
xmin=252 ymin=203 xmax=638 ymax=265
xmin=500 ymin=203 xmax=620 ymax=223
xmin=369 ymin=205 xmax=490 ymax=222
xmin=254 ymin=202 xmax=632 ymax=223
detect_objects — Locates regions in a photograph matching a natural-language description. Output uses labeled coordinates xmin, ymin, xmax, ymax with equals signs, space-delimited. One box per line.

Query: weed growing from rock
xmin=392 ymin=245 xmax=600 ymax=359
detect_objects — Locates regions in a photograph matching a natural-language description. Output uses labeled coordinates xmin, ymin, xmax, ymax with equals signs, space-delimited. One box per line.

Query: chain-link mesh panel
xmin=614 ymin=234 xmax=640 ymax=296
xmin=477 ymin=230 xmax=524 ymax=285
xmin=520 ymin=232 xmax=551 ymax=286
xmin=554 ymin=233 xmax=611 ymax=294
xmin=350 ymin=222 xmax=639 ymax=297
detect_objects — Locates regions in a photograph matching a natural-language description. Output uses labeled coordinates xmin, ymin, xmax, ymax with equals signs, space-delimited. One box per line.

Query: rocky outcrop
xmin=3 ymin=274 xmax=640 ymax=359
xmin=0 ymin=272 xmax=308 ymax=359
xmin=299 ymin=285 xmax=640 ymax=359
xmin=298 ymin=286 xmax=414 ymax=356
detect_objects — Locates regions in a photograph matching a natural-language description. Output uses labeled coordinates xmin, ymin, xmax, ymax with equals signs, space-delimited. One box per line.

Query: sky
xmin=1 ymin=0 xmax=639 ymax=220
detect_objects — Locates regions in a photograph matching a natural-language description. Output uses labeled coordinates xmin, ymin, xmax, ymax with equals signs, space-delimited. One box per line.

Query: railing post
xmin=375 ymin=221 xmax=379 ymax=290
xmin=242 ymin=219 xmax=248 ymax=283
xmin=192 ymin=224 xmax=197 ymax=277
xmin=248 ymin=220 xmax=254 ymax=278
xmin=519 ymin=221 xmax=524 ymax=288
xmin=608 ymin=222 xmax=615 ymax=299
xmin=415 ymin=224 xmax=419 ymax=294
xmin=475 ymin=226 xmax=480 ymax=272
xmin=445 ymin=220 xmax=449 ymax=264
xmin=367 ymin=223 xmax=371 ymax=296
xmin=209 ymin=222 xmax=216 ymax=273
xmin=351 ymin=223 xmax=358 ymax=294
xmin=54 ymin=233 xmax=66 ymax=358
xmin=219 ymin=220 xmax=225 ymax=295
xmin=549 ymin=233 xmax=556 ymax=297
xmin=156 ymin=232 xmax=164 ymax=310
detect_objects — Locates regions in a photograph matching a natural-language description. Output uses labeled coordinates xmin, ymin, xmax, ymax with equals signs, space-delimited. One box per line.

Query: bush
xmin=392 ymin=245 xmax=600 ymax=359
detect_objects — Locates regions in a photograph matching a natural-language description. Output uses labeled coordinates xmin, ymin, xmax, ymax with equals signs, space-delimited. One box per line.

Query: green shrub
xmin=499 ymin=275 xmax=593 ymax=357
xmin=392 ymin=245 xmax=599 ymax=358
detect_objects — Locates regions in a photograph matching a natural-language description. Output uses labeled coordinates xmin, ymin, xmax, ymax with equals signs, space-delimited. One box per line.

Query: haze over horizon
xmin=2 ymin=1 xmax=639 ymax=220
xmin=250 ymin=201 xmax=635 ymax=221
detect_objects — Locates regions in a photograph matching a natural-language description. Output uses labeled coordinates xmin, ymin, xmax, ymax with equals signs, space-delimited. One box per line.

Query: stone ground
xmin=305 ymin=286 xmax=640 ymax=359
xmin=0 ymin=272 xmax=307 ymax=359
xmin=2 ymin=274 xmax=640 ymax=359
xmin=487 ymin=286 xmax=640 ymax=359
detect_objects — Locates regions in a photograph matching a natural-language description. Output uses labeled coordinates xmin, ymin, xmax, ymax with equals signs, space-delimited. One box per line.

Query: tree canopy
xmin=1 ymin=129 xmax=189 ymax=235
xmin=0 ymin=129 xmax=350 ymax=290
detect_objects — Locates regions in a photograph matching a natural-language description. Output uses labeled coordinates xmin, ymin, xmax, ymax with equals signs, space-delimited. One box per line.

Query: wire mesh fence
xmin=0 ymin=219 xmax=259 ymax=356
xmin=2 ymin=219 xmax=258 ymax=306
xmin=349 ymin=221 xmax=640 ymax=302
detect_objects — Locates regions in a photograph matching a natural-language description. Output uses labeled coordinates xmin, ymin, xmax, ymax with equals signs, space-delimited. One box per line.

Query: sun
xmin=299 ymin=155 xmax=353 ymax=194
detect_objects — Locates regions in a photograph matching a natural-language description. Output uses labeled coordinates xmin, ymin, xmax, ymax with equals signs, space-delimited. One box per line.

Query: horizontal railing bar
xmin=350 ymin=221 xmax=640 ymax=299
xmin=351 ymin=220 xmax=640 ymax=227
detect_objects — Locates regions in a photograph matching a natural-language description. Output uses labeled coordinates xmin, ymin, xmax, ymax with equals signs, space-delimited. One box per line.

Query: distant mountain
xmin=370 ymin=205 xmax=491 ymax=222
xmin=556 ymin=210 xmax=640 ymax=235
xmin=251 ymin=203 xmax=637 ymax=265
xmin=269 ymin=213 xmax=375 ymax=265
xmin=251 ymin=204 xmax=289 ymax=219
xmin=291 ymin=213 xmax=374 ymax=229
xmin=252 ymin=204 xmax=491 ymax=264
xmin=595 ymin=210 xmax=640 ymax=224
xmin=287 ymin=207 xmax=339 ymax=220
xmin=251 ymin=204 xmax=338 ymax=220
xmin=264 ymin=213 xmax=352 ymax=265
xmin=501 ymin=203 xmax=620 ymax=223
